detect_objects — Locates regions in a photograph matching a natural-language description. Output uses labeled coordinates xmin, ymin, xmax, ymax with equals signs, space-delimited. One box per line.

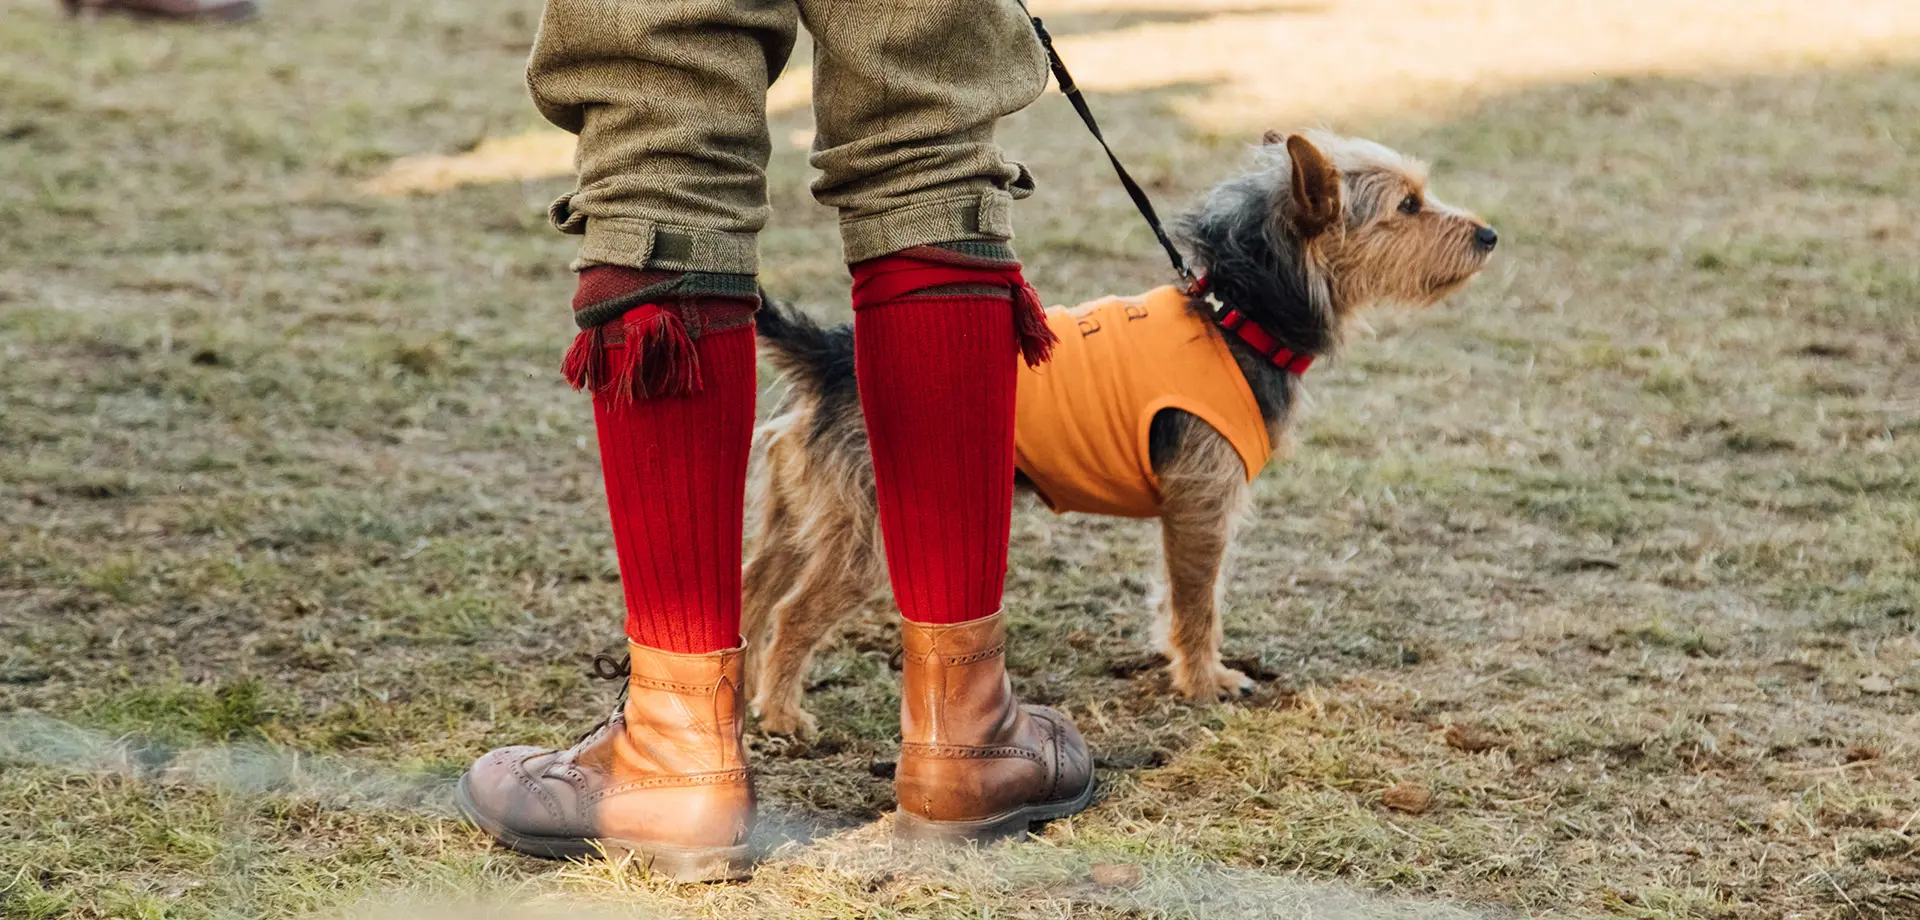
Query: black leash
xmin=1031 ymin=17 xmax=1195 ymax=287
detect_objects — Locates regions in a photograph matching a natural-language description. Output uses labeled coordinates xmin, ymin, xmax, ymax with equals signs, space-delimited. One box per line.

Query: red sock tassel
xmin=1010 ymin=280 xmax=1057 ymax=368
xmin=563 ymin=305 xmax=702 ymax=405
xmin=561 ymin=324 xmax=609 ymax=394
xmin=564 ymin=265 xmax=758 ymax=405
xmin=612 ymin=305 xmax=702 ymax=403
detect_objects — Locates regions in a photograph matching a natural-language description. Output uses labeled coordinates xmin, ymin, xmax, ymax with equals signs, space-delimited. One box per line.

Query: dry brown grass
xmin=2 ymin=0 xmax=1917 ymax=918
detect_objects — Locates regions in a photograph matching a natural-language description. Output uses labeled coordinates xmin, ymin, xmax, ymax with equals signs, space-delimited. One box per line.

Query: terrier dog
xmin=743 ymin=131 xmax=1496 ymax=738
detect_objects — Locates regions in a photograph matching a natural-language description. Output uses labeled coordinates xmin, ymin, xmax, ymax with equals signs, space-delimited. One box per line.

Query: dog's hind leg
xmin=1152 ymin=421 xmax=1255 ymax=700
xmin=742 ymin=429 xmax=806 ymax=703
xmin=741 ymin=517 xmax=800 ymax=704
xmin=753 ymin=516 xmax=884 ymax=740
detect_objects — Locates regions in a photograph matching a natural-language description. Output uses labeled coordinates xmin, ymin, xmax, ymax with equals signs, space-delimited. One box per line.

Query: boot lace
xmin=571 ymin=652 xmax=632 ymax=747
xmin=591 ymin=652 xmax=631 ymax=681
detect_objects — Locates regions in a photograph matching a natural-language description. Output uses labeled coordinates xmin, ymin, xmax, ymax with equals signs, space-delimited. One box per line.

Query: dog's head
xmin=1268 ymin=130 xmax=1496 ymax=313
xmin=1176 ymin=131 xmax=1496 ymax=354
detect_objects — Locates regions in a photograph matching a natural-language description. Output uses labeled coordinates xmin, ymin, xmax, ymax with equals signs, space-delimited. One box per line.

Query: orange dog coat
xmin=1013 ymin=286 xmax=1273 ymax=518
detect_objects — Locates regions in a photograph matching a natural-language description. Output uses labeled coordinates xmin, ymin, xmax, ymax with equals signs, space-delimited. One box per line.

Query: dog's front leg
xmin=1152 ymin=426 xmax=1254 ymax=700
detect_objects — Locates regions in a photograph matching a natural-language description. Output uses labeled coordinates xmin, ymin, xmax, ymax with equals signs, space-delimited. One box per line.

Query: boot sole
xmin=453 ymin=776 xmax=752 ymax=882
xmin=893 ymin=775 xmax=1098 ymax=844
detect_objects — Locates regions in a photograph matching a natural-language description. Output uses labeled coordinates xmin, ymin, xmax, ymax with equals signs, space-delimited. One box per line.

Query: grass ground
xmin=2 ymin=0 xmax=1917 ymax=917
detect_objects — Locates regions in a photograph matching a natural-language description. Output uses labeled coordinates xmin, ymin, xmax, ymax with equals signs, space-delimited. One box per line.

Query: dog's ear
xmin=1285 ymin=134 xmax=1341 ymax=240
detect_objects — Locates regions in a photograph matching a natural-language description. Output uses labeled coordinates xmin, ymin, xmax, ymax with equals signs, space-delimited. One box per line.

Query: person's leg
xmin=799 ymin=0 xmax=1093 ymax=839
xmin=802 ymin=0 xmax=1054 ymax=628
xmin=532 ymin=0 xmax=798 ymax=658
xmin=458 ymin=0 xmax=796 ymax=879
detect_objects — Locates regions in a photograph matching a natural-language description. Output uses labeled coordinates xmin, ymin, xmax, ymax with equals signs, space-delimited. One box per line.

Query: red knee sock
xmin=850 ymin=246 xmax=1055 ymax=625
xmin=567 ymin=266 xmax=758 ymax=654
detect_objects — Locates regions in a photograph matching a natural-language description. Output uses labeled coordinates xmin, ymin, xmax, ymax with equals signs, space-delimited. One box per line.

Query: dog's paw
xmin=1171 ymin=662 xmax=1255 ymax=701
xmin=755 ymin=703 xmax=820 ymax=741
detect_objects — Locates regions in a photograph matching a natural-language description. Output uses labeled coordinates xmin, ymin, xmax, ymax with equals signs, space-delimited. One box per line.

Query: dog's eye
xmin=1398 ymin=194 xmax=1422 ymax=216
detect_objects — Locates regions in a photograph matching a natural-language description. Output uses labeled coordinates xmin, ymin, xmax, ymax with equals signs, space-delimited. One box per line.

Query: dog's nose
xmin=1473 ymin=225 xmax=1499 ymax=251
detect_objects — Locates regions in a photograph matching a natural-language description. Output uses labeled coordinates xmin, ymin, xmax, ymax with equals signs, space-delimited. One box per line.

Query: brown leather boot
xmin=62 ymin=0 xmax=259 ymax=22
xmin=895 ymin=612 xmax=1096 ymax=841
xmin=456 ymin=644 xmax=754 ymax=881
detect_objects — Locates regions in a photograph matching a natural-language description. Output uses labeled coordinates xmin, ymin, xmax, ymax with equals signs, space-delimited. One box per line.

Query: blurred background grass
xmin=2 ymin=1 xmax=1917 ymax=918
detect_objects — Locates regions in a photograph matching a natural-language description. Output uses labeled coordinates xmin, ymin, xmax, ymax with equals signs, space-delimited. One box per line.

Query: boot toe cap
xmin=459 ymin=745 xmax=569 ymax=834
xmin=1022 ymin=705 xmax=1094 ymax=801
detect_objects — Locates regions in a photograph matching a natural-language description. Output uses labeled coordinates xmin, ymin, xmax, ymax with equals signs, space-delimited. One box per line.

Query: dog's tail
xmin=755 ymin=290 xmax=857 ymax=402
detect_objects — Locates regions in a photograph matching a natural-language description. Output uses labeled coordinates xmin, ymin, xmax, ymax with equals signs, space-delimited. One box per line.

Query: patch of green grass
xmin=1616 ymin=619 xmax=1724 ymax=658
xmin=80 ymin=679 xmax=284 ymax=745
xmin=0 ymin=880 xmax=76 ymax=920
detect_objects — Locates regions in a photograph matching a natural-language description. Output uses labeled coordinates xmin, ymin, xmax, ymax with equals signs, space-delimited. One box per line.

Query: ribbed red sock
xmin=572 ymin=267 xmax=758 ymax=654
xmin=849 ymin=247 xmax=1054 ymax=625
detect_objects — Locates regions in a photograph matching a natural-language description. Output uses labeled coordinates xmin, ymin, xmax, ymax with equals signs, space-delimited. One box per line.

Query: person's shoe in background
xmin=62 ymin=0 xmax=259 ymax=22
